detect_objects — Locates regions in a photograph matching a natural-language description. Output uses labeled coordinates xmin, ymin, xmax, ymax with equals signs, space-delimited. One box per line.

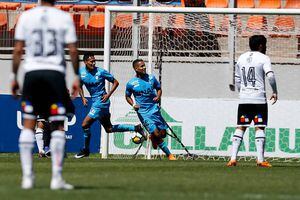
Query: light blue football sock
xmin=83 ymin=128 xmax=91 ymax=150
xmin=158 ymin=141 xmax=171 ymax=156
xmin=112 ymin=124 xmax=135 ymax=132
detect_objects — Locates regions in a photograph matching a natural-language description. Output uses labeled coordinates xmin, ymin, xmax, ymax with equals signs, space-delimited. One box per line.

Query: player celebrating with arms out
xmin=75 ymin=52 xmax=145 ymax=158
xmin=126 ymin=59 xmax=176 ymax=160
xmin=227 ymin=35 xmax=278 ymax=167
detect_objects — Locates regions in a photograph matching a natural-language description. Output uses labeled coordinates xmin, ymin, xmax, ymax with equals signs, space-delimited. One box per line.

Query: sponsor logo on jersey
xmin=21 ymin=101 xmax=33 ymax=113
xmin=240 ymin=115 xmax=249 ymax=123
xmin=50 ymin=103 xmax=66 ymax=115
xmin=254 ymin=114 xmax=263 ymax=123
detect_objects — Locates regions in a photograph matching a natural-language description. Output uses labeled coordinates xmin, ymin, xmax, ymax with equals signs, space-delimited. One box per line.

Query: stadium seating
xmin=284 ymin=0 xmax=300 ymax=8
xmin=170 ymin=14 xmax=186 ymax=37
xmin=206 ymin=0 xmax=228 ymax=8
xmin=96 ymin=5 xmax=105 ymax=12
xmin=257 ymin=0 xmax=281 ymax=9
xmin=114 ymin=14 xmax=133 ymax=29
xmin=87 ymin=13 xmax=105 ymax=33
xmin=73 ymin=4 xmax=96 ymax=12
xmin=218 ymin=16 xmax=242 ymax=35
xmin=237 ymin=0 xmax=254 ymax=8
xmin=0 ymin=13 xmax=7 ymax=30
xmin=271 ymin=16 xmax=295 ymax=38
xmin=24 ymin=4 xmax=37 ymax=10
xmin=243 ymin=15 xmax=267 ymax=36
xmin=0 ymin=2 xmax=21 ymax=10
xmin=72 ymin=13 xmax=85 ymax=33
xmin=55 ymin=5 xmax=73 ymax=11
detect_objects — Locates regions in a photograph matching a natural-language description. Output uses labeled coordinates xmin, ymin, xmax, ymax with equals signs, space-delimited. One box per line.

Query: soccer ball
xmin=132 ymin=136 xmax=143 ymax=144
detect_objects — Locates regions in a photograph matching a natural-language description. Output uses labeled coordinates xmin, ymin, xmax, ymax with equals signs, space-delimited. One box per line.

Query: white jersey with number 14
xmin=235 ymin=51 xmax=273 ymax=104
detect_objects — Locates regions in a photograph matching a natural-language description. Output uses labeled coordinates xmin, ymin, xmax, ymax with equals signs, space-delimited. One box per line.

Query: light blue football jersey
xmin=79 ymin=66 xmax=114 ymax=104
xmin=125 ymin=74 xmax=161 ymax=114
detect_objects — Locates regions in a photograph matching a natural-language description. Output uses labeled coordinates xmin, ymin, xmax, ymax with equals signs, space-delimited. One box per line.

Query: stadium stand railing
xmin=0 ymin=0 xmax=299 ymax=57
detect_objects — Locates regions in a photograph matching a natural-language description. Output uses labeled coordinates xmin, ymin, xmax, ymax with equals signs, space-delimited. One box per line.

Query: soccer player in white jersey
xmin=227 ymin=35 xmax=278 ymax=167
xmin=10 ymin=0 xmax=80 ymax=189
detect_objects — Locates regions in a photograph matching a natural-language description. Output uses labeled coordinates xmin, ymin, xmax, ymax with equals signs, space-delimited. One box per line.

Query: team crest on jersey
xmin=50 ymin=103 xmax=66 ymax=115
xmin=21 ymin=101 xmax=33 ymax=113
xmin=240 ymin=115 xmax=249 ymax=123
xmin=254 ymin=114 xmax=263 ymax=123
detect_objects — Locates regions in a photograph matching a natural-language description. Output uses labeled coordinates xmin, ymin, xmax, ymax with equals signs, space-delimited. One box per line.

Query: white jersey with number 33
xmin=236 ymin=51 xmax=273 ymax=104
xmin=15 ymin=6 xmax=77 ymax=74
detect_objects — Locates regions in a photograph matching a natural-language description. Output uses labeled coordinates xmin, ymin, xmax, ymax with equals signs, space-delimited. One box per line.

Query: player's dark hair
xmin=132 ymin=59 xmax=144 ymax=68
xmin=42 ymin=0 xmax=56 ymax=5
xmin=83 ymin=52 xmax=95 ymax=61
xmin=249 ymin=35 xmax=267 ymax=51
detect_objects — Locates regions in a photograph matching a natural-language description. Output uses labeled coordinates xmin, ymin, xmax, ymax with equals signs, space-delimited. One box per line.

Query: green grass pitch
xmin=1 ymin=154 xmax=300 ymax=200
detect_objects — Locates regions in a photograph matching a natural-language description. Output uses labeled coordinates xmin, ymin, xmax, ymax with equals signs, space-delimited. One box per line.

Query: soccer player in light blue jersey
xmin=125 ymin=59 xmax=176 ymax=160
xmin=75 ymin=52 xmax=145 ymax=158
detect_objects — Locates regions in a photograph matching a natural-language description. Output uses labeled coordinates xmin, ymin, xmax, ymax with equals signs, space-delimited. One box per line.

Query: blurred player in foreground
xmin=11 ymin=0 xmax=79 ymax=189
xmin=125 ymin=59 xmax=176 ymax=161
xmin=227 ymin=35 xmax=278 ymax=167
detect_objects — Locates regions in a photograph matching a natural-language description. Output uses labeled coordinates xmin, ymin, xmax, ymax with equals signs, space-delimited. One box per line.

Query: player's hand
xmin=153 ymin=96 xmax=160 ymax=102
xmin=11 ymin=80 xmax=19 ymax=98
xmin=101 ymin=94 xmax=110 ymax=102
xmin=133 ymin=104 xmax=140 ymax=111
xmin=82 ymin=97 xmax=88 ymax=107
xmin=71 ymin=76 xmax=80 ymax=99
xmin=270 ymin=93 xmax=278 ymax=105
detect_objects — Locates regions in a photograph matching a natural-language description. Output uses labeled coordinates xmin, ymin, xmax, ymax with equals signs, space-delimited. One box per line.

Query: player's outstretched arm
xmin=267 ymin=72 xmax=278 ymax=105
xmin=11 ymin=40 xmax=24 ymax=97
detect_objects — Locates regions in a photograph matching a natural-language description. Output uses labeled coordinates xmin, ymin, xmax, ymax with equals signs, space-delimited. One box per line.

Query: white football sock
xmin=230 ymin=129 xmax=244 ymax=161
xmin=255 ymin=129 xmax=266 ymax=163
xmin=19 ymin=129 xmax=35 ymax=178
xmin=35 ymin=128 xmax=44 ymax=153
xmin=50 ymin=130 xmax=66 ymax=180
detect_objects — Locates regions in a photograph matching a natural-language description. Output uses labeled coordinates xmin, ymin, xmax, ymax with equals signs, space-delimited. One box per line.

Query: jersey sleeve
xmin=235 ymin=61 xmax=241 ymax=82
xmin=125 ymin=82 xmax=133 ymax=97
xmin=101 ymin=69 xmax=115 ymax=83
xmin=263 ymin=56 xmax=273 ymax=75
xmin=14 ymin=13 xmax=26 ymax=41
xmin=152 ymin=75 xmax=161 ymax=90
xmin=64 ymin=14 xmax=77 ymax=44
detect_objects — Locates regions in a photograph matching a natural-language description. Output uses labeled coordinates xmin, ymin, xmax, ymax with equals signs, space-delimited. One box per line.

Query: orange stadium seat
xmin=24 ymin=4 xmax=37 ymax=10
xmin=284 ymin=0 xmax=300 ymax=8
xmin=170 ymin=14 xmax=186 ymax=37
xmin=206 ymin=0 xmax=228 ymax=8
xmin=219 ymin=16 xmax=242 ymax=35
xmin=71 ymin=13 xmax=85 ymax=33
xmin=0 ymin=13 xmax=7 ymax=30
xmin=73 ymin=5 xmax=95 ymax=12
xmin=96 ymin=5 xmax=105 ymax=12
xmin=237 ymin=0 xmax=254 ymax=8
xmin=244 ymin=15 xmax=267 ymax=35
xmin=271 ymin=16 xmax=295 ymax=38
xmin=2 ymin=2 xmax=21 ymax=10
xmin=114 ymin=14 xmax=133 ymax=29
xmin=55 ymin=5 xmax=72 ymax=11
xmin=257 ymin=0 xmax=281 ymax=9
xmin=87 ymin=13 xmax=105 ymax=33
xmin=0 ymin=3 xmax=5 ymax=9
